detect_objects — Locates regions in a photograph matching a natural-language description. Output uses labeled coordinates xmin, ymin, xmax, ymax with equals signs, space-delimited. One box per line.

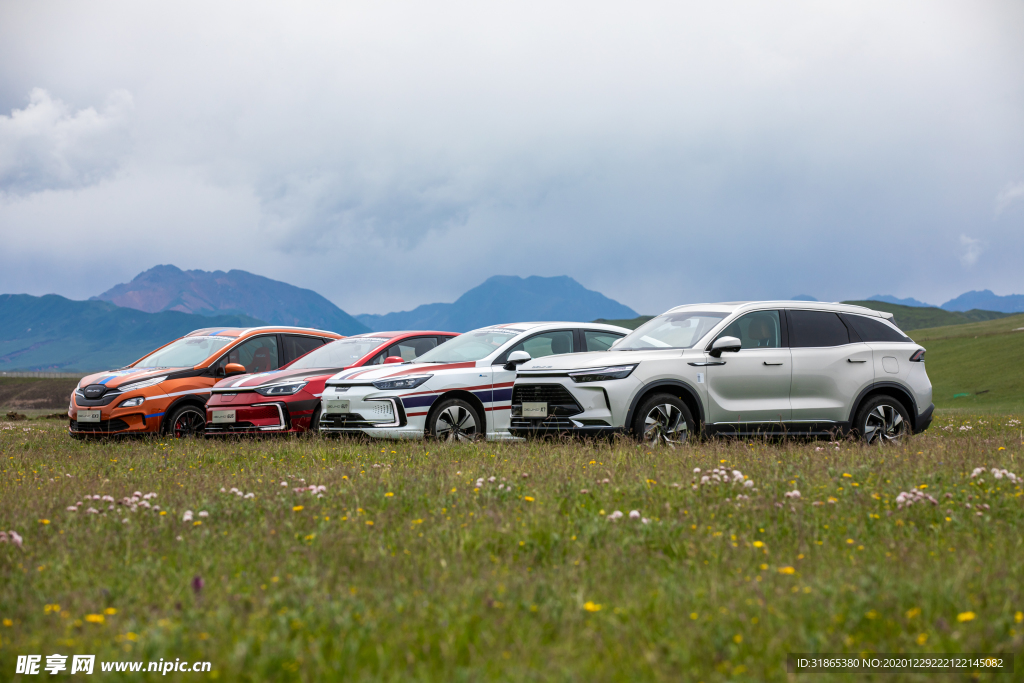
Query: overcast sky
xmin=1 ymin=0 xmax=1023 ymax=315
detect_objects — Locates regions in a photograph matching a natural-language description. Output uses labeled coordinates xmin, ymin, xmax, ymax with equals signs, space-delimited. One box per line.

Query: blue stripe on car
xmin=492 ymin=388 xmax=513 ymax=402
xmin=145 ymin=412 xmax=165 ymax=418
xmin=402 ymin=395 xmax=439 ymax=409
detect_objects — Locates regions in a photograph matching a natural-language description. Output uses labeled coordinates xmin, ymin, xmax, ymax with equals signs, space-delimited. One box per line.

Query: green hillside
xmin=0 ymin=293 xmax=264 ymax=373
xmin=593 ymin=316 xmax=654 ymax=330
xmin=907 ymin=313 xmax=1024 ymax=413
xmin=841 ymin=300 xmax=1008 ymax=331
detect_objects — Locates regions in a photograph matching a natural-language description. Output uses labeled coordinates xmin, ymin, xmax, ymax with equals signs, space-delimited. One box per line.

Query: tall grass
xmin=1 ymin=415 xmax=1022 ymax=681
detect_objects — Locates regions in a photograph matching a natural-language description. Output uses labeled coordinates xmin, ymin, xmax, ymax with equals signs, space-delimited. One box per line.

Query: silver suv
xmin=509 ymin=301 xmax=933 ymax=444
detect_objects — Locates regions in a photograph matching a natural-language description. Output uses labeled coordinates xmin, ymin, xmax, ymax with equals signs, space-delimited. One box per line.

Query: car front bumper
xmin=317 ymin=386 xmax=428 ymax=438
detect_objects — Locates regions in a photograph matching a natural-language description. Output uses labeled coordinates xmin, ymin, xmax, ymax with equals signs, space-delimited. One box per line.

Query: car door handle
xmin=847 ymin=358 xmax=867 ymax=363
xmin=688 ymin=361 xmax=726 ymax=366
xmin=762 ymin=361 xmax=783 ymax=366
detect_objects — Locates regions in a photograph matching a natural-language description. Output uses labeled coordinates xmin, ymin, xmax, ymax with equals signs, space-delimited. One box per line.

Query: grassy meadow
xmin=1 ymin=417 xmax=1023 ymax=681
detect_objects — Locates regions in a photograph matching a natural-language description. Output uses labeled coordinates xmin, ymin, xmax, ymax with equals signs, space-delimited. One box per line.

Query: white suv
xmin=317 ymin=321 xmax=629 ymax=441
xmin=509 ymin=302 xmax=933 ymax=444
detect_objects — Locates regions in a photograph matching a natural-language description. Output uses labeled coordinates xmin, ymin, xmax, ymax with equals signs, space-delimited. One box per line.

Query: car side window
xmin=788 ymin=310 xmax=850 ymax=348
xmin=584 ymin=330 xmax=624 ymax=352
xmin=503 ymin=330 xmax=575 ymax=361
xmin=388 ymin=337 xmax=439 ymax=361
xmin=715 ymin=311 xmax=782 ymax=349
xmin=840 ymin=314 xmax=911 ymax=343
xmin=217 ymin=336 xmax=280 ymax=373
xmin=283 ymin=335 xmax=325 ymax=363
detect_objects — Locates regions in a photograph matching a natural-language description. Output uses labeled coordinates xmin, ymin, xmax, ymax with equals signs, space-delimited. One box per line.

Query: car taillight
xmin=909 ymin=349 xmax=925 ymax=362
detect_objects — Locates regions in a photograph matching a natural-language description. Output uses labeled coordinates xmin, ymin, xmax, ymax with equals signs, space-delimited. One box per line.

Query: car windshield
xmin=414 ymin=328 xmax=520 ymax=362
xmin=616 ymin=311 xmax=728 ymax=350
xmin=133 ymin=336 xmax=233 ymax=368
xmin=288 ymin=337 xmax=390 ymax=369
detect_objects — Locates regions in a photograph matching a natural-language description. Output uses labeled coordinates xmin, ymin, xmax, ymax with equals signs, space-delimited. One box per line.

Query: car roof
xmin=663 ymin=301 xmax=894 ymax=320
xmin=352 ymin=330 xmax=460 ymax=339
xmin=468 ymin=321 xmax=633 ymax=333
xmin=184 ymin=326 xmax=343 ymax=339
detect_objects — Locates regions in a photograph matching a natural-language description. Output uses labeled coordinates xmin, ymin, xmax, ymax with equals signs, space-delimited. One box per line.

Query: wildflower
xmin=104 ymin=607 xmax=117 ymax=615
xmin=523 ymin=496 xmax=534 ymax=502
xmin=66 ymin=506 xmax=77 ymax=512
xmin=281 ymin=481 xmax=288 ymax=486
xmin=182 ymin=510 xmax=193 ymax=522
xmin=778 ymin=566 xmax=796 ymax=575
xmin=38 ymin=519 xmax=50 ymax=525
xmin=8 ymin=531 xmax=22 ymax=548
xmin=693 ymin=467 xmax=701 ymax=473
xmin=916 ymin=633 xmax=928 ymax=645
xmin=292 ymin=506 xmax=304 ymax=512
xmin=86 ymin=507 xmax=98 ymax=514
xmin=384 ymin=492 xmax=394 ymax=497
xmin=753 ymin=541 xmax=764 ymax=548
xmin=192 ymin=575 xmax=204 ymax=595
xmin=198 ymin=511 xmax=208 ymax=518
xmin=583 ymin=601 xmax=602 ymax=612
xmin=1015 ymin=612 xmax=1023 ymax=624
xmin=629 ymin=510 xmax=641 ymax=520
xmin=607 ymin=510 xmax=623 ymax=521
xmin=785 ymin=490 xmax=801 ymax=499
xmin=956 ymin=611 xmax=976 ymax=622
xmin=244 ymin=493 xmax=254 ymax=499
xmin=85 ymin=614 xmax=105 ymax=624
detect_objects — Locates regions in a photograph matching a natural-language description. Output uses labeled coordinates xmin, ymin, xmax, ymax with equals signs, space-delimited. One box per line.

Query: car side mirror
xmin=503 ymin=350 xmax=531 ymax=372
xmin=225 ymin=363 xmax=247 ymax=377
xmin=384 ymin=356 xmax=404 ymax=364
xmin=709 ymin=336 xmax=742 ymax=358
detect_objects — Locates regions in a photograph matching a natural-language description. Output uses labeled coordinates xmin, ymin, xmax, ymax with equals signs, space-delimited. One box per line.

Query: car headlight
xmin=371 ymin=375 xmax=432 ymax=391
xmin=255 ymin=382 xmax=308 ymax=396
xmin=119 ymin=376 xmax=167 ymax=392
xmin=568 ymin=364 xmax=637 ymax=383
xmin=118 ymin=397 xmax=145 ymax=408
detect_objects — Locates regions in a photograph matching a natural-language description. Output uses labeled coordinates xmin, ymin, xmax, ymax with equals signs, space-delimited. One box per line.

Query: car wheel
xmin=308 ymin=405 xmax=322 ymax=434
xmin=168 ymin=404 xmax=206 ymax=438
xmin=855 ymin=396 xmax=910 ymax=445
xmin=429 ymin=398 xmax=483 ymax=443
xmin=633 ymin=394 xmax=694 ymax=447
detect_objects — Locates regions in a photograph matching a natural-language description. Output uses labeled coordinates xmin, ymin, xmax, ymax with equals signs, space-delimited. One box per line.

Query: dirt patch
xmin=0 ymin=378 xmax=80 ymax=410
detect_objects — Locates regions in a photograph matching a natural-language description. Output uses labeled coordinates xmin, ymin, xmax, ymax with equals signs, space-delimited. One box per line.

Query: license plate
xmin=522 ymin=402 xmax=548 ymax=418
xmin=325 ymin=399 xmax=350 ymax=414
xmin=212 ymin=410 xmax=236 ymax=424
xmin=77 ymin=410 xmax=101 ymax=423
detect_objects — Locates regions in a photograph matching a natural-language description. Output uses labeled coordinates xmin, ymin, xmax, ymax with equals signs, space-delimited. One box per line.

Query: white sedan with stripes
xmin=317 ymin=321 xmax=630 ymax=441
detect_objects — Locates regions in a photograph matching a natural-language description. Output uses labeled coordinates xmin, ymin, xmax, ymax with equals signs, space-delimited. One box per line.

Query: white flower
xmin=785 ymin=490 xmax=801 ymax=499
xmin=198 ymin=511 xmax=209 ymax=518
xmin=182 ymin=510 xmax=193 ymax=522
xmin=488 ymin=476 xmax=496 ymax=482
xmin=8 ymin=530 xmax=23 ymax=548
xmin=743 ymin=480 xmax=754 ymax=488
xmin=244 ymin=493 xmax=255 ymax=499
xmin=693 ymin=467 xmax=701 ymax=473
xmin=629 ymin=510 xmax=641 ymax=520
xmin=220 ymin=487 xmax=226 ymax=493
xmin=122 ymin=518 xmax=129 ymax=524
xmin=86 ymin=507 xmax=98 ymax=514
xmin=66 ymin=506 xmax=77 ymax=511
xmin=607 ymin=510 xmax=623 ymax=520
xmin=701 ymin=476 xmax=710 ymax=484
xmin=641 ymin=518 xmax=651 ymax=524
xmin=281 ymin=482 xmax=288 ymax=486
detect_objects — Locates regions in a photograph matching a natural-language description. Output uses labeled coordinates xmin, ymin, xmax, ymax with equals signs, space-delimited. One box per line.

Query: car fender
xmin=624 ymin=380 xmax=706 ymax=432
xmin=847 ymin=381 xmax=920 ymax=431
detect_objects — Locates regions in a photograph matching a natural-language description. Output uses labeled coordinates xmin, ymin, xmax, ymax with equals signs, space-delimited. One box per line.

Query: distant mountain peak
xmin=93 ymin=265 xmax=369 ymax=335
xmin=868 ymin=294 xmax=935 ymax=308
xmin=941 ymin=289 xmax=1024 ymax=313
xmin=356 ymin=275 xmax=638 ymax=333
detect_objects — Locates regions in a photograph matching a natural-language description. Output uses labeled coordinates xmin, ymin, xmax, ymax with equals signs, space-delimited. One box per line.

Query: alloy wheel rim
xmin=173 ymin=409 xmax=205 ymax=438
xmin=863 ymin=404 xmax=905 ymax=444
xmin=436 ymin=406 xmax=478 ymax=442
xmin=643 ymin=404 xmax=688 ymax=446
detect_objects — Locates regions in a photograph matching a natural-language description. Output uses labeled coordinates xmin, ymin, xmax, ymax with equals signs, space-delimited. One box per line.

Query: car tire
xmin=854 ymin=395 xmax=911 ymax=445
xmin=632 ymin=393 xmax=695 ymax=447
xmin=308 ymin=405 xmax=322 ymax=434
xmin=167 ymin=404 xmax=206 ymax=438
xmin=428 ymin=398 xmax=483 ymax=443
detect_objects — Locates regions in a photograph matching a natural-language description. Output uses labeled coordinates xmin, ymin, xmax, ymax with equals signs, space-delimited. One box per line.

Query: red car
xmin=203 ymin=331 xmax=458 ymax=435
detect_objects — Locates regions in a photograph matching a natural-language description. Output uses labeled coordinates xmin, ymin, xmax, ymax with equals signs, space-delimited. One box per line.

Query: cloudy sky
xmin=1 ymin=0 xmax=1022 ymax=315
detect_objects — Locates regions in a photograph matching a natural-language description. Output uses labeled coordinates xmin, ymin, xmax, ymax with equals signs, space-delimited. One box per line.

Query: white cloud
xmin=959 ymin=234 xmax=986 ymax=267
xmin=995 ymin=181 xmax=1024 ymax=214
xmin=0 ymin=88 xmax=133 ymax=196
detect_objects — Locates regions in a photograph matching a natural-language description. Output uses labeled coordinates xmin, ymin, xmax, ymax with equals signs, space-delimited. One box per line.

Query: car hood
xmin=518 ymin=349 xmax=678 ymax=372
xmin=325 ymin=361 xmax=478 ymax=383
xmin=213 ymin=367 xmax=347 ymax=390
xmin=77 ymin=367 xmax=177 ymax=390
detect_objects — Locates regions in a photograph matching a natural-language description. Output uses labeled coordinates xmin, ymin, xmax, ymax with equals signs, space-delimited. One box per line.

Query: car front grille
xmin=509 ymin=416 xmax=579 ymax=431
xmin=511 ymin=384 xmax=583 ymax=417
xmin=69 ymin=418 xmax=130 ymax=433
xmin=318 ymin=413 xmax=378 ymax=430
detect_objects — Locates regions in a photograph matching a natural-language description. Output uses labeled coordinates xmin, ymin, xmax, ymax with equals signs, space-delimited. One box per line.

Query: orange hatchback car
xmin=68 ymin=326 xmax=342 ymax=438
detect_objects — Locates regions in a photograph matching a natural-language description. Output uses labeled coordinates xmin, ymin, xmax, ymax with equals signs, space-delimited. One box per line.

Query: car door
xmin=214 ymin=335 xmax=282 ymax=375
xmin=490 ymin=329 xmax=577 ymax=435
xmin=787 ymin=310 xmax=873 ymax=425
xmin=704 ymin=310 xmax=792 ymax=428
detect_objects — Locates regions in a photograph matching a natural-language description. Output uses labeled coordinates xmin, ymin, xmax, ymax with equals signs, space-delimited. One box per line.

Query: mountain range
xmin=354 ymin=275 xmax=638 ymax=333
xmin=0 ymin=293 xmax=263 ymax=372
xmin=866 ymin=290 xmax=1024 ymax=313
xmin=94 ymin=265 xmax=370 ymax=335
